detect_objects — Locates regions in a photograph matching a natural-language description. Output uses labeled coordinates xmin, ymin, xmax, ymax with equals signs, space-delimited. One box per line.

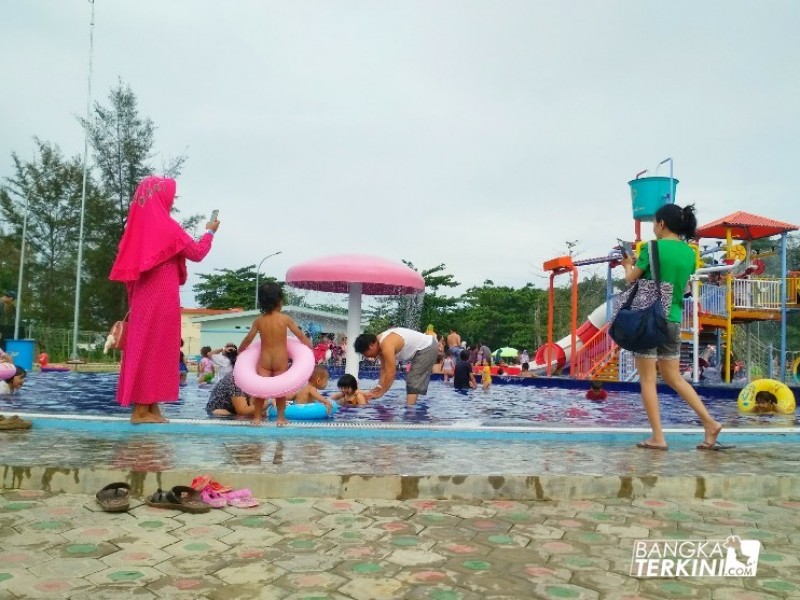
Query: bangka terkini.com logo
xmin=631 ymin=536 xmax=760 ymax=578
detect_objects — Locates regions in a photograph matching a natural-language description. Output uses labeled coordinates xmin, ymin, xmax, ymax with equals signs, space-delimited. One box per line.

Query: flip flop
xmin=227 ymin=496 xmax=260 ymax=508
xmin=636 ymin=441 xmax=668 ymax=451
xmin=697 ymin=441 xmax=735 ymax=451
xmin=146 ymin=487 xmax=210 ymax=513
xmin=190 ymin=474 xmax=212 ymax=491
xmin=223 ymin=488 xmax=253 ymax=501
xmin=95 ymin=482 xmax=131 ymax=512
xmin=207 ymin=480 xmax=233 ymax=493
xmin=200 ymin=487 xmax=227 ymax=508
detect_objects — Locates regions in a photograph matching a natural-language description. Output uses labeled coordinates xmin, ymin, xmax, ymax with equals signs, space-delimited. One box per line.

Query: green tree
xmin=0 ymin=139 xmax=103 ymax=329
xmin=81 ymin=81 xmax=200 ymax=324
xmin=194 ymin=266 xmax=266 ymax=309
xmin=403 ymin=261 xmax=461 ymax=333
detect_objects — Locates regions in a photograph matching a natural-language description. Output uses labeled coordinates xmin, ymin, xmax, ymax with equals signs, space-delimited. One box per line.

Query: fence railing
xmin=571 ymin=322 xmax=616 ymax=380
xmin=618 ymin=349 xmax=638 ymax=381
xmin=732 ymin=278 xmax=783 ymax=310
xmin=696 ymin=284 xmax=727 ymax=317
xmin=18 ymin=324 xmax=111 ymax=363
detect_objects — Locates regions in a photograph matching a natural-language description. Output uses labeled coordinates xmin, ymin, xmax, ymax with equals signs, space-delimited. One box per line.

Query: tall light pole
xmin=14 ymin=168 xmax=64 ymax=339
xmin=254 ymin=251 xmax=282 ymax=309
xmin=70 ymin=0 xmax=96 ymax=361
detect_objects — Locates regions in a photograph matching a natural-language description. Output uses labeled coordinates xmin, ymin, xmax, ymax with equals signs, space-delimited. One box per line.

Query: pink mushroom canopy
xmin=286 ymin=254 xmax=425 ymax=295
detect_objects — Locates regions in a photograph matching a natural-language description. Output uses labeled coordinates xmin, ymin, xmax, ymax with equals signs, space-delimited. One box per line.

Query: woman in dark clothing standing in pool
xmin=621 ymin=204 xmax=724 ymax=451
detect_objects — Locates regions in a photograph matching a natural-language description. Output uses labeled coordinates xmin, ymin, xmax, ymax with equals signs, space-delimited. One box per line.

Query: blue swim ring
xmin=268 ymin=400 xmax=338 ymax=420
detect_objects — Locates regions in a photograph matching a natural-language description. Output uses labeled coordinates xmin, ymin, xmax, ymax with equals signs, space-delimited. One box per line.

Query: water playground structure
xmin=535 ymin=158 xmax=800 ymax=391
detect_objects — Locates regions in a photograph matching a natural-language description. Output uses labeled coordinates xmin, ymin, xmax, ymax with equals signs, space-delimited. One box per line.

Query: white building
xmin=189 ymin=305 xmax=349 ymax=355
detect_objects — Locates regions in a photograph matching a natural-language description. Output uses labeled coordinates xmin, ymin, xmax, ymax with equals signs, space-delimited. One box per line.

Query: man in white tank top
xmin=353 ymin=327 xmax=438 ymax=406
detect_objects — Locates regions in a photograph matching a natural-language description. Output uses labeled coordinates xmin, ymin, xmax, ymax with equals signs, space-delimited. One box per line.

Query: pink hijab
xmin=109 ymin=176 xmax=194 ymax=284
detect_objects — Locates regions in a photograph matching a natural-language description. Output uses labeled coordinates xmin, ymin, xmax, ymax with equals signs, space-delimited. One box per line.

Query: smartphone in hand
xmin=617 ymin=238 xmax=631 ymax=258
xmin=210 ymin=209 xmax=219 ymax=222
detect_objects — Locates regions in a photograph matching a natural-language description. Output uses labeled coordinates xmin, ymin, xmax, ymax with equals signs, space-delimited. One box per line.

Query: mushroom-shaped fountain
xmin=286 ymin=255 xmax=426 ymax=376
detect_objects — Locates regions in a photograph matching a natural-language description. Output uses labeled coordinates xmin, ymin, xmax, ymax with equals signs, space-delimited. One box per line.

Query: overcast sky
xmin=2 ymin=1 xmax=799 ymax=307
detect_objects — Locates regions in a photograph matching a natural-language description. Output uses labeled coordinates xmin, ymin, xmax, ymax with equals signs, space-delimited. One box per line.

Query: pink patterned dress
xmin=116 ymin=235 xmax=213 ymax=406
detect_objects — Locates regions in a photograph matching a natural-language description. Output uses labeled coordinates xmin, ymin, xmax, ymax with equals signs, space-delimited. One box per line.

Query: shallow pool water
xmin=3 ymin=372 xmax=796 ymax=429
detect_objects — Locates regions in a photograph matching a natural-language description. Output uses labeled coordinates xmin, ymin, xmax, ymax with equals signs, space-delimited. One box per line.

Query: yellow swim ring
xmin=738 ymin=379 xmax=796 ymax=414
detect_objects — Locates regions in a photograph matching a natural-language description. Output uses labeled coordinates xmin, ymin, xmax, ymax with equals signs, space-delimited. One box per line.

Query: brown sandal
xmin=95 ymin=482 xmax=131 ymax=512
xmin=146 ymin=486 xmax=210 ymax=513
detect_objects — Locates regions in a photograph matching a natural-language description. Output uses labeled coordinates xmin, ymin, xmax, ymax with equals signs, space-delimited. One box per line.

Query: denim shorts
xmin=633 ymin=321 xmax=682 ymax=361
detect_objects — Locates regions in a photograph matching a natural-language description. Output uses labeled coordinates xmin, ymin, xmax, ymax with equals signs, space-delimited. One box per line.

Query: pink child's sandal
xmin=224 ymin=489 xmax=259 ymax=508
xmin=200 ymin=487 xmax=227 ymax=508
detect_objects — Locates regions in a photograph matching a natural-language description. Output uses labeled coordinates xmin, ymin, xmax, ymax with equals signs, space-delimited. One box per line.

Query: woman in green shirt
xmin=621 ymin=204 xmax=725 ymax=451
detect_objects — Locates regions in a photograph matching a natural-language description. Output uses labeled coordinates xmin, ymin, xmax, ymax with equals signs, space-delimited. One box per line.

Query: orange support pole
xmin=543 ymin=257 xmax=579 ymax=377
xmin=570 ymin=265 xmax=578 ymax=370
xmin=547 ymin=272 xmax=556 ymax=377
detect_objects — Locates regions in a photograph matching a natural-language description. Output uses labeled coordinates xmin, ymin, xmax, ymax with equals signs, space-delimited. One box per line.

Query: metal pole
xmin=70 ymin=0 xmax=95 ymax=361
xmin=658 ymin=157 xmax=674 ymax=204
xmin=344 ymin=283 xmax=362 ymax=377
xmin=13 ymin=191 xmax=31 ymax=340
xmin=254 ymin=251 xmax=282 ymax=309
xmin=14 ymin=169 xmax=62 ymax=339
xmin=780 ymin=232 xmax=788 ymax=381
xmin=692 ymin=277 xmax=699 ymax=383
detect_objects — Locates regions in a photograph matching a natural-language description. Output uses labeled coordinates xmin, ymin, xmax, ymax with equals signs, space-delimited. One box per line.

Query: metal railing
xmin=571 ymin=322 xmax=616 ymax=380
xmin=618 ymin=349 xmax=638 ymax=381
xmin=732 ymin=278 xmax=783 ymax=310
xmin=696 ymin=283 xmax=727 ymax=317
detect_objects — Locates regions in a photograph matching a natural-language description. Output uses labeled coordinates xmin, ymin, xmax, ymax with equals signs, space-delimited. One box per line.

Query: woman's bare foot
xmin=148 ymin=404 xmax=169 ymax=423
xmin=635 ymin=438 xmax=668 ymax=451
xmin=131 ymin=413 xmax=162 ymax=424
xmin=701 ymin=422 xmax=723 ymax=447
xmin=276 ymin=417 xmax=288 ymax=427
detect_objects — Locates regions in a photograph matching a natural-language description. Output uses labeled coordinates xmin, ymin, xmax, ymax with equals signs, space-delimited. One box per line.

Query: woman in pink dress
xmin=110 ymin=176 xmax=219 ymax=423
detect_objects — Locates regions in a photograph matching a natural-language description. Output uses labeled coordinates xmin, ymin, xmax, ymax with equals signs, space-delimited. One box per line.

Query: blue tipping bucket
xmin=628 ymin=176 xmax=678 ymax=221
xmin=6 ymin=339 xmax=35 ymax=371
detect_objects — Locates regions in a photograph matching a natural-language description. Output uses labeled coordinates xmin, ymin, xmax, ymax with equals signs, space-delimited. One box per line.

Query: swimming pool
xmin=4 ymin=371 xmax=797 ymax=429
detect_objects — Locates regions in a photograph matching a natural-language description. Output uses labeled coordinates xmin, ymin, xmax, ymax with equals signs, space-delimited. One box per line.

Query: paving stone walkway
xmin=1 ymin=490 xmax=799 ymax=599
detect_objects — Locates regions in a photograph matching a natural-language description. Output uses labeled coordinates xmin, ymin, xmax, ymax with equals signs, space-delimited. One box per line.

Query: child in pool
xmin=289 ymin=365 xmax=333 ymax=415
xmin=442 ymin=354 xmax=455 ymax=383
xmin=586 ymin=380 xmax=608 ymax=401
xmin=331 ymin=374 xmax=368 ymax=406
xmin=481 ymin=358 xmax=492 ymax=390
xmin=239 ymin=282 xmax=313 ymax=426
xmin=198 ymin=346 xmax=214 ymax=384
xmin=179 ymin=338 xmax=188 ymax=385
xmin=754 ymin=391 xmax=779 ymax=414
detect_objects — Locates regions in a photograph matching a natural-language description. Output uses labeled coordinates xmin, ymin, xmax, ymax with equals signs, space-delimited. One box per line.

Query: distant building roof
xmin=696 ymin=211 xmax=799 ymax=241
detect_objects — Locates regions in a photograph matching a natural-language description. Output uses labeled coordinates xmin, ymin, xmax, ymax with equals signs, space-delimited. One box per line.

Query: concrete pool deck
xmin=2 ymin=415 xmax=800 ymax=501
xmin=3 ymin=417 xmax=800 ymax=598
xmin=1 ymin=490 xmax=799 ymax=599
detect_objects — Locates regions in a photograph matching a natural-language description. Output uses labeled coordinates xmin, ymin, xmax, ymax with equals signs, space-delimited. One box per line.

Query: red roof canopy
xmin=696 ymin=211 xmax=798 ymax=241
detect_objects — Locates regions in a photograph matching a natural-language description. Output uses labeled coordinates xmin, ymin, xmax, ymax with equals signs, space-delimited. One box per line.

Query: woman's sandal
xmin=0 ymin=415 xmax=32 ymax=430
xmin=146 ymin=486 xmax=210 ymax=513
xmin=95 ymin=482 xmax=131 ymax=512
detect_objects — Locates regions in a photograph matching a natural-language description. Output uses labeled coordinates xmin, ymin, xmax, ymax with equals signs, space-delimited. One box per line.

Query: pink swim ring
xmin=0 ymin=362 xmax=16 ymax=379
xmin=233 ymin=338 xmax=315 ymax=398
